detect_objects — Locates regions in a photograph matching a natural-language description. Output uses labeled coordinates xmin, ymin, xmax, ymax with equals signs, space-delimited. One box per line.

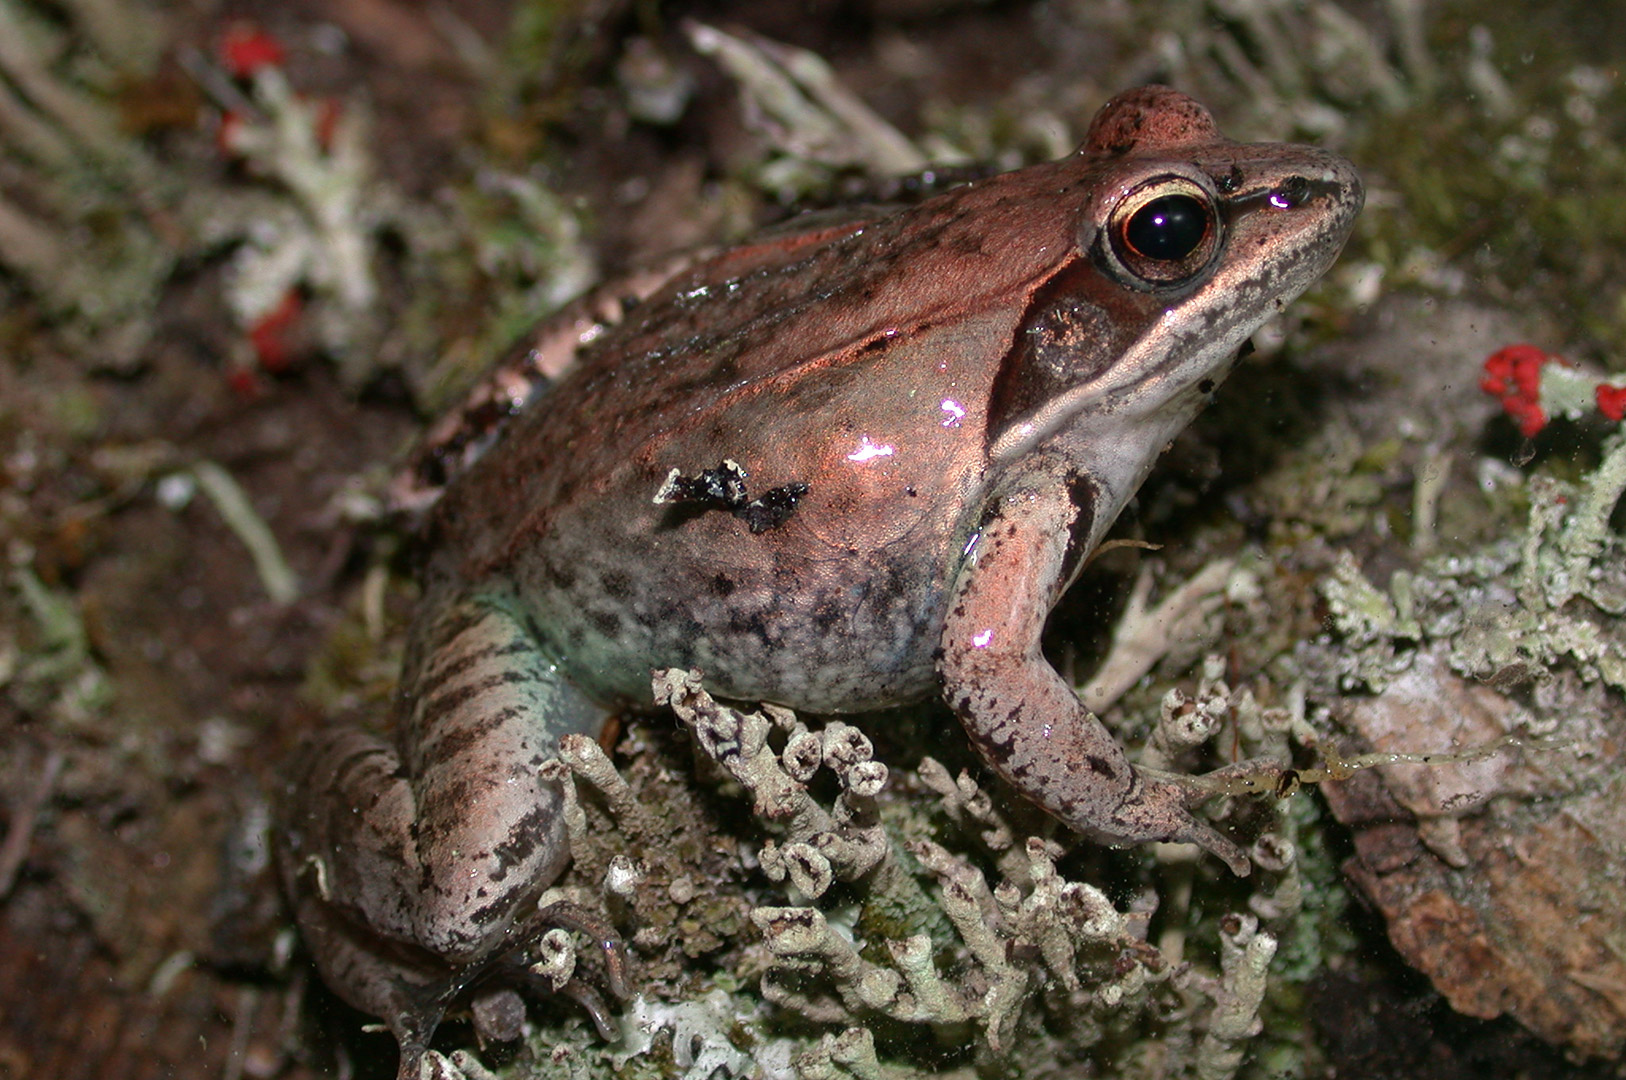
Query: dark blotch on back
xmin=587 ymin=608 xmax=621 ymax=639
xmin=600 ymin=570 xmax=633 ymax=601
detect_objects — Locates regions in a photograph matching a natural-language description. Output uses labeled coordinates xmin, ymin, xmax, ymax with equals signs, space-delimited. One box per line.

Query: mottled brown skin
xmin=278 ymin=86 xmax=1363 ymax=1074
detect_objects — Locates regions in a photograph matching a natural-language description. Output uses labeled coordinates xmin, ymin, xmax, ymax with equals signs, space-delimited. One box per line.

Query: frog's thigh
xmin=400 ymin=591 xmax=604 ymax=959
xmin=288 ymin=591 xmax=602 ymax=964
xmin=937 ymin=486 xmax=1244 ymax=868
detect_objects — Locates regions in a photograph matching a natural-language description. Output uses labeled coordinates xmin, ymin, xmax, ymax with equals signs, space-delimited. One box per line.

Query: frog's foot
xmin=1135 ymin=758 xmax=1303 ymax=874
xmin=1100 ymin=767 xmax=1252 ymax=876
xmin=471 ymin=900 xmax=634 ymax=1041
xmin=534 ymin=900 xmax=634 ymax=1002
xmin=1179 ymin=757 xmax=1300 ymax=801
xmin=285 ymin=885 xmax=469 ymax=1080
xmin=290 ymin=885 xmax=631 ymax=1079
xmin=1146 ymin=792 xmax=1251 ymax=876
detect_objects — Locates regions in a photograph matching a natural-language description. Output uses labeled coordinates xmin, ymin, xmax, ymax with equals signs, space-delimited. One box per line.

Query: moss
xmin=1353 ymin=13 xmax=1626 ymax=355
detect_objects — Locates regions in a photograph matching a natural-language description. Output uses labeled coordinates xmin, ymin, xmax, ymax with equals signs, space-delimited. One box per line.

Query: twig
xmin=0 ymin=747 xmax=64 ymax=898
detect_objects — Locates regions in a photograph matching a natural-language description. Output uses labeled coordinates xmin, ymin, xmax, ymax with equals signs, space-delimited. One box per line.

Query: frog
xmin=277 ymin=85 xmax=1362 ymax=1074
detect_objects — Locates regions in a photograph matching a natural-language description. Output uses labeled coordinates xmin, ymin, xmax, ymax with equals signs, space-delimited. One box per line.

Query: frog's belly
xmin=515 ymin=516 xmax=952 ymax=714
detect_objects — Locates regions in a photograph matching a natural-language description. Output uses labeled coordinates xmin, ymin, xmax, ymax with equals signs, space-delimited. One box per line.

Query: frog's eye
xmin=1103 ymin=176 xmax=1221 ymax=288
xmin=1125 ymin=195 xmax=1207 ymax=260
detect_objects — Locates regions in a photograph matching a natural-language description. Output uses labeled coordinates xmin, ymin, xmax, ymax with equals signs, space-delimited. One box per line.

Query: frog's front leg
xmin=277 ymin=585 xmax=608 ymax=1060
xmin=938 ymin=484 xmax=1251 ymax=875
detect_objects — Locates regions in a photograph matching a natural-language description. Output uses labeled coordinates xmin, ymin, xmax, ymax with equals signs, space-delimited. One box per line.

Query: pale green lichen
xmin=1530 ymin=362 xmax=1626 ymax=437
xmin=507 ymin=669 xmax=1307 ymax=1080
xmin=0 ymin=0 xmax=175 ymax=364
xmin=613 ymin=991 xmax=766 ymax=1080
xmin=1194 ymin=915 xmax=1277 ymax=1080
xmin=4 ymin=561 xmax=112 ymax=726
xmin=1320 ymin=431 xmax=1626 ymax=698
xmin=793 ymin=1027 xmax=884 ymax=1080
xmin=682 ymin=22 xmax=936 ymax=200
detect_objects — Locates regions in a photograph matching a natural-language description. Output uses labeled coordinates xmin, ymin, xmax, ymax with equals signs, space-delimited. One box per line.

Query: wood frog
xmin=278 ymin=86 xmax=1362 ymax=1071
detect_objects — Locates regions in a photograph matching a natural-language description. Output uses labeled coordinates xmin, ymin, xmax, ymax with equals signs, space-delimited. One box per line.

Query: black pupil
xmin=1124 ymin=194 xmax=1208 ymax=261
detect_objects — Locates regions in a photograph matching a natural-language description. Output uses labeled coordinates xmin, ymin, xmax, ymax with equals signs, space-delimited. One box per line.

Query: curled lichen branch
xmin=795 ymin=1027 xmax=885 ymax=1080
xmin=653 ymin=669 xmax=904 ymax=898
xmin=752 ymin=906 xmax=902 ymax=1015
xmin=656 ymin=669 xmax=822 ymax=827
xmin=556 ymin=732 xmax=656 ymax=841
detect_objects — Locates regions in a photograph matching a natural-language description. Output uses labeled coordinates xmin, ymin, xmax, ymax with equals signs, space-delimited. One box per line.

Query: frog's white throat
xmin=991 ymin=328 xmax=1247 ymax=561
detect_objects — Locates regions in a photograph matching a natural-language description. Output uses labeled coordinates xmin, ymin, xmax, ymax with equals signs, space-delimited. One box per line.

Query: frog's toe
xmin=550 ymin=978 xmax=619 ymax=1040
xmin=1163 ymin=811 xmax=1251 ymax=876
xmin=1114 ymin=771 xmax=1252 ymax=875
xmin=535 ymin=899 xmax=633 ymax=1000
xmin=459 ymin=900 xmax=631 ymax=1041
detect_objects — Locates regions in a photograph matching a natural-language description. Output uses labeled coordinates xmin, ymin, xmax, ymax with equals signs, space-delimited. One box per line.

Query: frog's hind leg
xmin=287 ymin=868 xmax=627 ymax=1080
xmin=278 ymin=587 xmax=607 ymax=1044
xmin=282 ymin=862 xmax=465 ymax=1079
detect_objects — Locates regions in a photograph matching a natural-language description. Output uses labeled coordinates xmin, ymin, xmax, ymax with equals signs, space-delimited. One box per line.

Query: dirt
xmin=0 ymin=4 xmax=1064 ymax=1076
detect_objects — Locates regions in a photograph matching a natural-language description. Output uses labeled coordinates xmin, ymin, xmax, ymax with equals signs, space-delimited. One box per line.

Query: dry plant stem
xmin=0 ymin=74 xmax=77 ymax=170
xmin=0 ymin=747 xmax=64 ymax=898
xmin=58 ymin=0 xmax=167 ymax=74
xmin=1386 ymin=0 xmax=1438 ymax=91
xmin=192 ymin=462 xmax=300 ymax=604
xmin=0 ymin=194 xmax=65 ymax=302
xmin=0 ymin=1 xmax=128 ymax=165
xmin=1214 ymin=0 xmax=1304 ymax=94
xmin=682 ymin=21 xmax=926 ymax=175
xmin=1080 ymin=558 xmax=1234 ymax=712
